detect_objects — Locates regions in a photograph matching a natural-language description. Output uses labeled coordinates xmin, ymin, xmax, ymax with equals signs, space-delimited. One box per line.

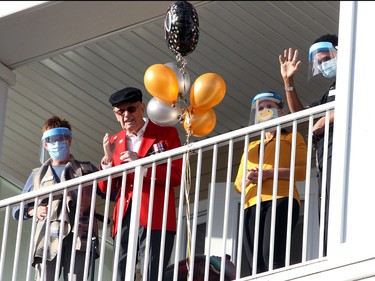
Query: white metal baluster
xmin=220 ymin=139 xmax=234 ymax=281
xmin=40 ymin=193 xmax=53 ymax=281
xmin=143 ymin=162 xmax=156 ymax=280
xmin=26 ymin=197 xmax=39 ymax=281
xmin=54 ymin=189 xmax=68 ymax=281
xmin=235 ymin=135 xmax=249 ymax=280
xmin=188 ymin=149 xmax=202 ymax=281
xmin=98 ymin=175 xmax=113 ymax=281
xmin=302 ymin=115 xmax=314 ymax=262
xmin=0 ymin=206 xmax=10 ymax=279
xmin=11 ymin=201 xmax=25 ymax=281
xmin=124 ymin=166 xmax=145 ymax=281
xmin=173 ymin=152 xmax=188 ymax=281
xmin=285 ymin=120 xmax=298 ymax=267
xmin=252 ymin=129 xmax=265 ymax=275
xmin=158 ymin=158 xmax=173 ymax=281
xmin=112 ymin=172 xmax=127 ymax=281
xmin=68 ymin=184 xmax=83 ymax=281
xmin=268 ymin=125 xmax=281 ymax=271
xmin=205 ymin=144 xmax=218 ymax=281
xmin=319 ymin=109 xmax=331 ymax=258
xmin=83 ymin=179 xmax=98 ymax=281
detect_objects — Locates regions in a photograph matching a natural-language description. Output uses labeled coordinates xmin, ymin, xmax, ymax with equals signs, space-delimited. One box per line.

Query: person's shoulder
xmin=76 ymin=160 xmax=98 ymax=173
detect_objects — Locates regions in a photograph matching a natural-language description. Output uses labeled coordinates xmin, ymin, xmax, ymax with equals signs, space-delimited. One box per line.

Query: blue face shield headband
xmin=40 ymin=127 xmax=72 ymax=164
xmin=41 ymin=127 xmax=71 ymax=142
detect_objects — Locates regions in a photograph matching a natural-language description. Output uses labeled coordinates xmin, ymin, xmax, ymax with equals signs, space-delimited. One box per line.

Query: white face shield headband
xmin=40 ymin=127 xmax=72 ymax=164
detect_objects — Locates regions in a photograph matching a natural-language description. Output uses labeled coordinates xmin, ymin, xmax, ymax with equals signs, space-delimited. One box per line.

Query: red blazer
xmin=98 ymin=120 xmax=182 ymax=238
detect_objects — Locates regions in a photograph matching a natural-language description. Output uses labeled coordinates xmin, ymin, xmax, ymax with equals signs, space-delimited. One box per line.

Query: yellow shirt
xmin=234 ymin=131 xmax=307 ymax=209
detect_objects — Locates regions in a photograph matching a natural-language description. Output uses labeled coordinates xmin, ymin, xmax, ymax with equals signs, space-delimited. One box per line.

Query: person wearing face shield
xmin=12 ymin=116 xmax=101 ymax=281
xmin=234 ymin=92 xmax=307 ymax=274
xmin=279 ymin=34 xmax=338 ymax=256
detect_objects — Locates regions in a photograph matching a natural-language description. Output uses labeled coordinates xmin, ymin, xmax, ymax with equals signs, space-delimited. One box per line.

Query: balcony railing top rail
xmin=1 ymin=101 xmax=335 ymax=211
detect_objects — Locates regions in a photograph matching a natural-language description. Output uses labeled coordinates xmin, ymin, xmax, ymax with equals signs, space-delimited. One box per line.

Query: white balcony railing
xmin=0 ymin=102 xmax=335 ymax=281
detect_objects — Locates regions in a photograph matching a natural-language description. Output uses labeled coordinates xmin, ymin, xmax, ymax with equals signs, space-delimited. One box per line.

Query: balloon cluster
xmin=144 ymin=1 xmax=226 ymax=138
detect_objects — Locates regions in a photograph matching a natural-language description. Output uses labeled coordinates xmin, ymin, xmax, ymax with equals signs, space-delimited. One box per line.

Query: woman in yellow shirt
xmin=234 ymin=92 xmax=307 ymax=274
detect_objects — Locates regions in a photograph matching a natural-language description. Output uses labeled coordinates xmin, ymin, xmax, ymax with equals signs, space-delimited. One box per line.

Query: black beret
xmin=109 ymin=87 xmax=143 ymax=107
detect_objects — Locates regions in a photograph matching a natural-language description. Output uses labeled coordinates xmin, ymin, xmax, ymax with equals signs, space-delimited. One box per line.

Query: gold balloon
xmin=183 ymin=107 xmax=216 ymax=137
xmin=144 ymin=64 xmax=179 ymax=102
xmin=190 ymin=73 xmax=226 ymax=110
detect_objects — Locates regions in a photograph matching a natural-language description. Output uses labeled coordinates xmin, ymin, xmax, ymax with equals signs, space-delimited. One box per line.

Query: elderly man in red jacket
xmin=98 ymin=87 xmax=182 ymax=281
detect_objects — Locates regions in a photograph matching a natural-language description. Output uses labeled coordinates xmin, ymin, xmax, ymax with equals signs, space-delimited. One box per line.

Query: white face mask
xmin=319 ymin=58 xmax=337 ymax=78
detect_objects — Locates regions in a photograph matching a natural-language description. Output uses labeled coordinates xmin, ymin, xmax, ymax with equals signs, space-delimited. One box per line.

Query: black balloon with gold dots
xmin=164 ymin=1 xmax=199 ymax=57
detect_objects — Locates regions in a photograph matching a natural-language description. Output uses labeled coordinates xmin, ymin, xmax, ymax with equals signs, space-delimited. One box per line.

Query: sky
xmin=0 ymin=1 xmax=47 ymax=18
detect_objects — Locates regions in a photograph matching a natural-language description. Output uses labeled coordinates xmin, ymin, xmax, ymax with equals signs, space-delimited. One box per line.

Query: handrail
xmin=0 ymin=101 xmax=334 ymax=210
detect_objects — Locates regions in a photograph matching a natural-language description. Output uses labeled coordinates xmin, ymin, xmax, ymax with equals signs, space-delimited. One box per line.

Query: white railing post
xmin=188 ymin=149 xmax=202 ymax=281
xmin=157 ymin=158 xmax=173 ymax=281
xmin=124 ymin=166 xmax=145 ymax=281
xmin=112 ymin=172 xmax=127 ymax=281
xmin=98 ymin=175 xmax=113 ymax=281
xmin=302 ymin=115 xmax=314 ymax=262
xmin=285 ymin=120 xmax=298 ymax=266
xmin=269 ymin=125 xmax=281 ymax=270
xmin=143 ymin=162 xmax=157 ymax=280
xmin=205 ymin=144 xmax=218 ymax=281
xmin=173 ymin=152 xmax=188 ymax=281
xmin=235 ymin=135 xmax=249 ymax=279
xmin=0 ymin=206 xmax=10 ymax=279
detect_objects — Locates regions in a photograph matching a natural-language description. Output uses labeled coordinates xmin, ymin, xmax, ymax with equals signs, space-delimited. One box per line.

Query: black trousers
xmin=243 ymin=198 xmax=300 ymax=274
xmin=113 ymin=201 xmax=175 ymax=281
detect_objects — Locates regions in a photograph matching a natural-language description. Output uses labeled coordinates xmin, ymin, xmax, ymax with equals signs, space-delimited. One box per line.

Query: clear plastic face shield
xmin=308 ymin=41 xmax=338 ymax=80
xmin=39 ymin=127 xmax=72 ymax=164
xmin=249 ymin=92 xmax=284 ymax=126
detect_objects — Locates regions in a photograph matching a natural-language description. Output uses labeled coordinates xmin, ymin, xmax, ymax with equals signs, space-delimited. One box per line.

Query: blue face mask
xmin=319 ymin=58 xmax=337 ymax=78
xmin=47 ymin=140 xmax=70 ymax=161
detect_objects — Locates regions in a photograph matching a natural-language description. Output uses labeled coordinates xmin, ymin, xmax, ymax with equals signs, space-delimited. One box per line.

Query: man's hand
xmin=313 ymin=112 xmax=335 ymax=138
xmin=313 ymin=117 xmax=326 ymax=137
xmin=119 ymin=151 xmax=140 ymax=163
xmin=103 ymin=133 xmax=117 ymax=163
xmin=279 ymin=48 xmax=301 ymax=81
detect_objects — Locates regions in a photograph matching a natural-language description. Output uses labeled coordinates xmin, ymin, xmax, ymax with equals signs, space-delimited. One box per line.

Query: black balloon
xmin=164 ymin=1 xmax=199 ymax=57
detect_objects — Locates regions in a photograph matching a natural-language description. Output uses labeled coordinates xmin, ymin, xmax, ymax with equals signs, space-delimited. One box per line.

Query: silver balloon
xmin=147 ymin=97 xmax=183 ymax=127
xmin=165 ymin=62 xmax=191 ymax=97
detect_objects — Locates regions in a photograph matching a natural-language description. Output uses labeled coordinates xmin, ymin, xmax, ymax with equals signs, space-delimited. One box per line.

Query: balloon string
xmin=176 ymin=53 xmax=188 ymax=99
xmin=185 ymin=149 xmax=192 ymax=278
xmin=184 ymin=110 xmax=192 ymax=279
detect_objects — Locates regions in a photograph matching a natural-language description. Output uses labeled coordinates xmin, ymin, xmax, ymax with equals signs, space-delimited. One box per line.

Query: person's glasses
xmin=114 ymin=103 xmax=141 ymax=116
xmin=44 ymin=135 xmax=68 ymax=144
